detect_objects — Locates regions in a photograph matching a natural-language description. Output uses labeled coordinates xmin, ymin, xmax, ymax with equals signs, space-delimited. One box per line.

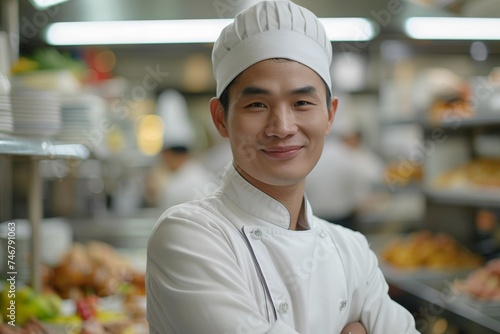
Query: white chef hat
xmin=157 ymin=89 xmax=196 ymax=150
xmin=212 ymin=0 xmax=333 ymax=98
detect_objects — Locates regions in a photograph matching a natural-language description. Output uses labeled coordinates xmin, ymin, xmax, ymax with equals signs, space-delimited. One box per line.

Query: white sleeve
xmin=146 ymin=206 xmax=301 ymax=334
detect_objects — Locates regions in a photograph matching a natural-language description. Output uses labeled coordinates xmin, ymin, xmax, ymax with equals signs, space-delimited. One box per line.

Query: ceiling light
xmin=44 ymin=19 xmax=234 ymax=45
xmin=44 ymin=18 xmax=378 ymax=46
xmin=321 ymin=18 xmax=378 ymax=42
xmin=405 ymin=17 xmax=500 ymax=40
xmin=30 ymin=0 xmax=71 ymax=10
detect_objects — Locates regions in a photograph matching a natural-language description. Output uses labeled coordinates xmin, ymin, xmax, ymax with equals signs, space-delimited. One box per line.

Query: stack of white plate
xmin=11 ymin=88 xmax=61 ymax=138
xmin=0 ymin=82 xmax=13 ymax=134
xmin=0 ymin=38 xmax=13 ymax=134
xmin=40 ymin=217 xmax=73 ymax=266
xmin=57 ymin=94 xmax=106 ymax=144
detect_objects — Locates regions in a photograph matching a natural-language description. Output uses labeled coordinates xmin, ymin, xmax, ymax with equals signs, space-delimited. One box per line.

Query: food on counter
xmin=0 ymin=223 xmax=144 ymax=330
xmin=77 ymin=295 xmax=116 ymax=334
xmin=454 ymin=258 xmax=500 ymax=302
xmin=28 ymin=240 xmax=148 ymax=333
xmin=0 ymin=240 xmax=149 ymax=332
xmin=0 ymin=289 xmax=115 ymax=332
xmin=0 ymin=317 xmax=52 ymax=334
xmin=432 ymin=158 xmax=500 ymax=190
xmin=0 ymin=283 xmax=141 ymax=333
xmin=0 ymin=285 xmax=62 ymax=326
xmin=48 ymin=241 xmax=145 ymax=299
xmin=381 ymin=230 xmax=484 ymax=270
xmin=44 ymin=305 xmax=134 ymax=334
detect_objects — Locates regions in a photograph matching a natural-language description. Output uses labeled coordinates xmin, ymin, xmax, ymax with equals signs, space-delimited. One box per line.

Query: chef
xmin=306 ymin=100 xmax=385 ymax=230
xmin=146 ymin=1 xmax=420 ymax=333
xmin=156 ymin=89 xmax=213 ymax=209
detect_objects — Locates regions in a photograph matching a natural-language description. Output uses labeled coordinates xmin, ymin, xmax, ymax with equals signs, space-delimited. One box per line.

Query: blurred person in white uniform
xmin=146 ymin=2 xmax=420 ymax=334
xmin=200 ymin=118 xmax=233 ymax=183
xmin=306 ymin=101 xmax=385 ymax=230
xmin=156 ymin=89 xmax=213 ymax=209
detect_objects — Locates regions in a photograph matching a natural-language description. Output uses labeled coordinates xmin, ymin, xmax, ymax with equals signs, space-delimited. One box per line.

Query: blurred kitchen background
xmin=1 ymin=0 xmax=500 ymax=333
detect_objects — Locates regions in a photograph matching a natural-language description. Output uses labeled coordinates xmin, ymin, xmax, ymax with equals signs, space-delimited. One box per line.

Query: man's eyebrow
xmin=290 ymin=85 xmax=317 ymax=95
xmin=241 ymin=86 xmax=270 ymax=96
xmin=241 ymin=85 xmax=318 ymax=96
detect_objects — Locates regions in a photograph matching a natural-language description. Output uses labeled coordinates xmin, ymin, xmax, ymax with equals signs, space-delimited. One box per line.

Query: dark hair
xmin=218 ymin=60 xmax=332 ymax=118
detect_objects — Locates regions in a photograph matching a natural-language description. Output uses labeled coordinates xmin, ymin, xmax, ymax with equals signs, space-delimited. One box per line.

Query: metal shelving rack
xmin=420 ymin=114 xmax=500 ymax=240
xmin=379 ymin=109 xmax=500 ymax=333
xmin=0 ymin=135 xmax=89 ymax=292
xmin=2 ymin=0 xmax=91 ymax=292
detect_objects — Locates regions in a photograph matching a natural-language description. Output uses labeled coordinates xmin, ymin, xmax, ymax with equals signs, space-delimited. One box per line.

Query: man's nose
xmin=264 ymin=107 xmax=297 ymax=138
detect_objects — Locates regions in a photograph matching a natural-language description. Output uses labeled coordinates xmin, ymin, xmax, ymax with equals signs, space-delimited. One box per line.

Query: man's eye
xmin=249 ymin=102 xmax=266 ymax=108
xmin=295 ymin=101 xmax=311 ymax=106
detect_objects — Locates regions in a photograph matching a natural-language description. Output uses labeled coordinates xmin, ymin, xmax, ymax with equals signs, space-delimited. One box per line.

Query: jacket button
xmin=278 ymin=301 xmax=289 ymax=314
xmin=252 ymin=228 xmax=263 ymax=239
xmin=339 ymin=299 xmax=347 ymax=311
xmin=318 ymin=229 xmax=326 ymax=238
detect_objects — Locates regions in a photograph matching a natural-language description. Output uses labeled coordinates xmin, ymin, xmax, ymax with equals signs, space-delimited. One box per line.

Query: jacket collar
xmin=220 ymin=163 xmax=313 ymax=230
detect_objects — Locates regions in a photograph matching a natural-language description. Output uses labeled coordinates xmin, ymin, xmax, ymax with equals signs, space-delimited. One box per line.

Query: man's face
xmin=210 ymin=59 xmax=337 ymax=189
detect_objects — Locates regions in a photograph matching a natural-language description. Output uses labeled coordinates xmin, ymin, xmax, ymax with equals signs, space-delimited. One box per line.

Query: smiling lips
xmin=262 ymin=145 xmax=303 ymax=159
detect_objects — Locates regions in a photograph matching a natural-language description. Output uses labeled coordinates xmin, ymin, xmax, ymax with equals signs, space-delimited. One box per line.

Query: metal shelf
xmin=380 ymin=116 xmax=427 ymax=126
xmin=381 ymin=113 xmax=500 ymax=129
xmin=0 ymin=135 xmax=90 ymax=159
xmin=424 ymin=188 xmax=500 ymax=208
xmin=436 ymin=114 xmax=500 ymax=129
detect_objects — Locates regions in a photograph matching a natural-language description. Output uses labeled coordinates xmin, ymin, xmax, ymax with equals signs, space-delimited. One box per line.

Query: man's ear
xmin=209 ymin=97 xmax=229 ymax=138
xmin=325 ymin=97 xmax=338 ymax=135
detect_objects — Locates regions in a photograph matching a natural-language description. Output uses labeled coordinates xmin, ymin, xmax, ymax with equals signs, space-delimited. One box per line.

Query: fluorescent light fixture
xmin=321 ymin=18 xmax=378 ymax=42
xmin=44 ymin=18 xmax=378 ymax=46
xmin=30 ymin=0 xmax=71 ymax=10
xmin=45 ymin=19 xmax=234 ymax=45
xmin=405 ymin=17 xmax=500 ymax=40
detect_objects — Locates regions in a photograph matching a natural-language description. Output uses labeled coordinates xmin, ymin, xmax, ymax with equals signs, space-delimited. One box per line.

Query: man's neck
xmin=233 ymin=164 xmax=306 ymax=230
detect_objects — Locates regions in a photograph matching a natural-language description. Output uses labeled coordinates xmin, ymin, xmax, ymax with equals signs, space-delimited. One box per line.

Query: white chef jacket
xmin=146 ymin=164 xmax=420 ymax=334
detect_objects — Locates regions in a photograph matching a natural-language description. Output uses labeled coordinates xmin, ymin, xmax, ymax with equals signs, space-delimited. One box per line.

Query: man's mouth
xmin=262 ymin=145 xmax=303 ymax=159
